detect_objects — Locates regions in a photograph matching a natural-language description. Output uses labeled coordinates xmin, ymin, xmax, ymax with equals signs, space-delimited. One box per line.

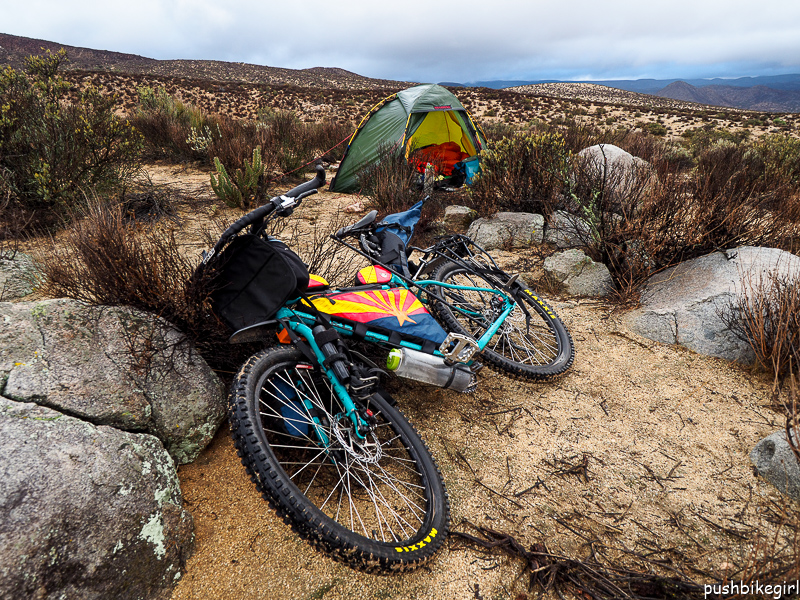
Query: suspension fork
xmin=275 ymin=307 xmax=368 ymax=441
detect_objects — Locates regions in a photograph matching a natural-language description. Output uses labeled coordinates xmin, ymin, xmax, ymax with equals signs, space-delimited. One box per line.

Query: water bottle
xmin=386 ymin=348 xmax=476 ymax=393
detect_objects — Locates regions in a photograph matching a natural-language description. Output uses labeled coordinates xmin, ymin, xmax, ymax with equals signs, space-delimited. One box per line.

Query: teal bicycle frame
xmin=276 ymin=276 xmax=516 ymax=443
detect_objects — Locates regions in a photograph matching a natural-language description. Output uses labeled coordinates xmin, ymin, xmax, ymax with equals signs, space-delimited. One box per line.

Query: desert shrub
xmin=481 ymin=120 xmax=519 ymax=142
xmin=558 ymin=148 xmax=658 ymax=291
xmin=36 ymin=202 xmax=252 ymax=374
xmin=748 ymin=134 xmax=800 ymax=189
xmin=249 ymin=108 xmax=352 ymax=176
xmin=469 ymin=131 xmax=571 ymax=216
xmin=130 ymin=84 xmax=218 ymax=161
xmin=305 ymin=118 xmax=352 ymax=164
xmin=488 ymin=123 xmax=800 ymax=293
xmin=724 ymin=270 xmax=800 ymax=378
xmin=356 ymin=144 xmax=422 ymax=215
xmin=0 ymin=50 xmax=142 ymax=232
xmin=643 ymin=122 xmax=667 ymax=136
xmin=203 ymin=116 xmax=266 ymax=174
xmin=683 ymin=125 xmax=750 ymax=155
xmin=599 ymin=154 xmax=800 ymax=292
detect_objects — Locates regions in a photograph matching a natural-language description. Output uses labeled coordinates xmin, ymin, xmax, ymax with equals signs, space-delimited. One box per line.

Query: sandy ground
xmin=141 ymin=165 xmax=792 ymax=600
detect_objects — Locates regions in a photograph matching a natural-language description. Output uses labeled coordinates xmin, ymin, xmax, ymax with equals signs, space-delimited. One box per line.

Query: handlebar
xmin=283 ymin=164 xmax=327 ymax=198
xmin=205 ymin=165 xmax=326 ymax=262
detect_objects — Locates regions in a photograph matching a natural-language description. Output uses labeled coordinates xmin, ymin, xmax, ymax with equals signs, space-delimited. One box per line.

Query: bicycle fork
xmin=275 ymin=308 xmax=371 ymax=450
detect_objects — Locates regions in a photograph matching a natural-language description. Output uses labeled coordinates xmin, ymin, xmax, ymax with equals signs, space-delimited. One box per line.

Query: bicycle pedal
xmin=438 ymin=333 xmax=480 ymax=364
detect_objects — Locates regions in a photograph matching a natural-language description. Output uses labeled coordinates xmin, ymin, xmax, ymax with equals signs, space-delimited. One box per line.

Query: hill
xmin=505 ymin=82 xmax=723 ymax=112
xmin=2 ymin=32 xmax=797 ymax=139
xmin=0 ymin=32 xmax=412 ymax=90
xmin=656 ymin=81 xmax=800 ymax=112
xmin=464 ymin=75 xmax=800 ymax=112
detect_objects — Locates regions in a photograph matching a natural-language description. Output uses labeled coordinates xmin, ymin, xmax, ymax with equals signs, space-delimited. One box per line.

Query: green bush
xmin=0 ymin=50 xmax=142 ymax=231
xmin=682 ymin=126 xmax=749 ymax=155
xmin=130 ymin=84 xmax=218 ymax=161
xmin=644 ymin=122 xmax=668 ymax=136
xmin=469 ymin=131 xmax=570 ymax=216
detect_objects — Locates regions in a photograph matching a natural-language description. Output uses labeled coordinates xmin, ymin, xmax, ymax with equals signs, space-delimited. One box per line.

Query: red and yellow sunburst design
xmin=306 ymin=273 xmax=329 ymax=289
xmin=305 ymin=288 xmax=448 ymax=345
xmin=311 ymin=289 xmax=427 ymax=326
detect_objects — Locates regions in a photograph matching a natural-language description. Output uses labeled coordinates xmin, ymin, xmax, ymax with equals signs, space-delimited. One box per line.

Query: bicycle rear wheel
xmin=432 ymin=262 xmax=574 ymax=381
xmin=228 ymin=346 xmax=449 ymax=572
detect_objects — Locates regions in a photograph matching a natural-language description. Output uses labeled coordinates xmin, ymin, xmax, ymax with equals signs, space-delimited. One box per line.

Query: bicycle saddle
xmin=335 ymin=210 xmax=378 ymax=238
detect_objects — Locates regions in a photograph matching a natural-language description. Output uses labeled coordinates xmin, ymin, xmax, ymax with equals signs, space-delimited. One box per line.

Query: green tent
xmin=330 ymin=84 xmax=487 ymax=193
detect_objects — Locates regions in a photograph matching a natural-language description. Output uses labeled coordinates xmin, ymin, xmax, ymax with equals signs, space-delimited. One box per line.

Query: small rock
xmin=443 ymin=205 xmax=477 ymax=232
xmin=543 ymin=249 xmax=614 ymax=297
xmin=0 ymin=252 xmax=39 ymax=300
xmin=344 ymin=201 xmax=365 ymax=213
xmin=751 ymin=429 xmax=800 ymax=502
xmin=467 ymin=212 xmax=544 ymax=250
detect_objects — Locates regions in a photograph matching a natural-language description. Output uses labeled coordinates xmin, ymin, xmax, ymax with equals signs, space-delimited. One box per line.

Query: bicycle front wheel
xmin=228 ymin=346 xmax=449 ymax=572
xmin=432 ymin=262 xmax=574 ymax=381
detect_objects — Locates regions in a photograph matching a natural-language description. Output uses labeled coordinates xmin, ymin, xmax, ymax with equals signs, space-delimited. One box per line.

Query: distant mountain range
xmin=443 ymin=75 xmax=800 ymax=112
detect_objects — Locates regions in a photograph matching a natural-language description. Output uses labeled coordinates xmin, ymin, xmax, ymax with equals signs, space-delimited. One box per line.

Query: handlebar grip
xmin=212 ymin=203 xmax=272 ymax=255
xmin=283 ymin=165 xmax=326 ymax=198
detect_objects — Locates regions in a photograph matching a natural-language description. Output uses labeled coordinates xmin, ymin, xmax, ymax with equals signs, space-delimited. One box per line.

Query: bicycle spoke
xmin=256 ymin=359 xmax=431 ymax=546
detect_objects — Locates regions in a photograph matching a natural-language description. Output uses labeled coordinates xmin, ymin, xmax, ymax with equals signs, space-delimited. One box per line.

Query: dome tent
xmin=330 ymin=84 xmax=487 ymax=193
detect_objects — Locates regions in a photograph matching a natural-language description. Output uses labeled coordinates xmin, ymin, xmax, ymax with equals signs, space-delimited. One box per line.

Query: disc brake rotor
xmin=331 ymin=414 xmax=382 ymax=465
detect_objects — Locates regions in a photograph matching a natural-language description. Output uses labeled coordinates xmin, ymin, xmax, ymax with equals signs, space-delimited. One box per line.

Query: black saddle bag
xmin=209 ymin=234 xmax=309 ymax=331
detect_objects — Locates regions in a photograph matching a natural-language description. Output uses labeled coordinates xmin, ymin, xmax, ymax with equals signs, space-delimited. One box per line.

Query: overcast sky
xmin=3 ymin=0 xmax=800 ymax=83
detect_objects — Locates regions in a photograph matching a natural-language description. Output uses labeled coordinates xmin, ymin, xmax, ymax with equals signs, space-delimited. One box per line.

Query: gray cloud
xmin=4 ymin=0 xmax=800 ymax=82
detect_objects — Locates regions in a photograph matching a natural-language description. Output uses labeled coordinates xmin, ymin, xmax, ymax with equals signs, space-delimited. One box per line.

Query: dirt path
xmin=166 ymin=204 xmax=784 ymax=599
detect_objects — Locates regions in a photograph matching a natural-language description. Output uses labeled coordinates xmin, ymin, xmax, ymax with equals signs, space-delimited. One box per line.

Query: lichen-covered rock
xmin=0 ymin=251 xmax=39 ymax=300
xmin=443 ymin=205 xmax=477 ymax=232
xmin=543 ymin=249 xmax=614 ymax=297
xmin=467 ymin=212 xmax=544 ymax=250
xmin=0 ymin=396 xmax=194 ymax=600
xmin=751 ymin=429 xmax=800 ymax=503
xmin=0 ymin=299 xmax=225 ymax=464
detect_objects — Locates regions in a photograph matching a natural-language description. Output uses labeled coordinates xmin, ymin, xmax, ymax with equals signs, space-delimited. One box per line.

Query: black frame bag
xmin=209 ymin=234 xmax=309 ymax=331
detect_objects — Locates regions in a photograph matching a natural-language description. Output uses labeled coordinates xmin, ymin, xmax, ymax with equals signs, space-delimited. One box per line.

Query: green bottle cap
xmin=386 ymin=349 xmax=402 ymax=371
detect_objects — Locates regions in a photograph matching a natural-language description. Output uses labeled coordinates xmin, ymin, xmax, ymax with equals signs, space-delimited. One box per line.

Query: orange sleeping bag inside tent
xmin=409 ymin=142 xmax=470 ymax=175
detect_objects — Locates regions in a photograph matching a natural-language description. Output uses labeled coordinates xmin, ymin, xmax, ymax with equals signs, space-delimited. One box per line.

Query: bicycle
xmin=202 ymin=167 xmax=573 ymax=573
xmin=202 ymin=167 xmax=448 ymax=573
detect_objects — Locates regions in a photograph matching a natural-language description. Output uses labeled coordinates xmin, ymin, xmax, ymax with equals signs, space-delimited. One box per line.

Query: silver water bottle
xmin=386 ymin=348 xmax=476 ymax=393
